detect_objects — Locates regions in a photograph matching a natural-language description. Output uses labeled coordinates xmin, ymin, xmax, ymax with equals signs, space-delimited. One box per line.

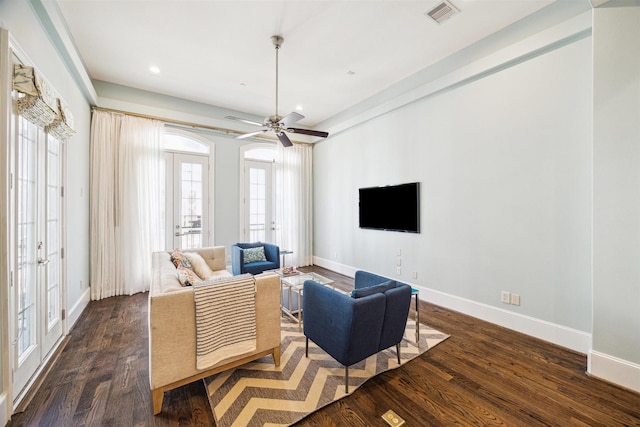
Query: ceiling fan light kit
xmin=225 ymin=35 xmax=329 ymax=147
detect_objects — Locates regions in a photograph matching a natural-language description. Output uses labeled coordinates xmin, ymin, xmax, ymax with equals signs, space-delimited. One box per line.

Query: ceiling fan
xmin=225 ymin=35 xmax=329 ymax=147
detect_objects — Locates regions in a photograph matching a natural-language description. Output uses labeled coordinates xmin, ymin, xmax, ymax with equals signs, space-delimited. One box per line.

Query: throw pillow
xmin=183 ymin=251 xmax=215 ymax=280
xmin=170 ymin=249 xmax=182 ymax=267
xmin=243 ymin=246 xmax=267 ymax=264
xmin=351 ymin=280 xmax=396 ymax=298
xmin=170 ymin=248 xmax=192 ymax=269
xmin=177 ymin=265 xmax=201 ymax=286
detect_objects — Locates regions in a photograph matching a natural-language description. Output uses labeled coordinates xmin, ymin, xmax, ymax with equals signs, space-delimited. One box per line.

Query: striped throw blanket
xmin=193 ymin=274 xmax=257 ymax=370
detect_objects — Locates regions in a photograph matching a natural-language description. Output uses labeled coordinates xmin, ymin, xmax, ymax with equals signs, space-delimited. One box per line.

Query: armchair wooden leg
xmin=396 ymin=343 xmax=401 ymax=364
xmin=152 ymin=388 xmax=164 ymax=415
xmin=305 ymin=337 xmax=309 ymax=358
xmin=345 ymin=366 xmax=349 ymax=394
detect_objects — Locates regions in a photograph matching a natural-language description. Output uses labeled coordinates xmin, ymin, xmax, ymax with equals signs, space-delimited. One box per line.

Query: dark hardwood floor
xmin=7 ymin=266 xmax=640 ymax=426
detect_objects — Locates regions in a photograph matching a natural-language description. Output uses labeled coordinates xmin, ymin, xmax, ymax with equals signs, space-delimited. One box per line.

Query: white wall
xmin=591 ymin=5 xmax=640 ymax=392
xmin=314 ymin=15 xmax=593 ymax=349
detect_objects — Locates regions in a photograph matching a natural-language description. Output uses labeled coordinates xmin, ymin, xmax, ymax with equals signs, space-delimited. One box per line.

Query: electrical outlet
xmin=511 ymin=294 xmax=521 ymax=306
xmin=501 ymin=291 xmax=511 ymax=304
xmin=382 ymin=409 xmax=405 ymax=427
xmin=396 ymin=267 xmax=401 ymax=275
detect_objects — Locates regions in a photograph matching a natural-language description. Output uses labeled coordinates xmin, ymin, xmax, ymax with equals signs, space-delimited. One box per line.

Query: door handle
xmin=37 ymin=257 xmax=50 ymax=266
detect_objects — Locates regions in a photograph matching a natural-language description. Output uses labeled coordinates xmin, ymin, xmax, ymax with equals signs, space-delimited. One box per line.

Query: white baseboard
xmin=419 ymin=286 xmax=592 ymax=354
xmin=588 ymin=350 xmax=640 ymax=393
xmin=0 ymin=392 xmax=8 ymax=426
xmin=313 ymin=256 xmax=357 ymax=278
xmin=66 ymin=287 xmax=90 ymax=334
xmin=312 ymin=256 xmax=592 ymax=354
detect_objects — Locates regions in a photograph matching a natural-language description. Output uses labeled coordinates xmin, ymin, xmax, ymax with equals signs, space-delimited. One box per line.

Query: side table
xmin=280 ymin=250 xmax=293 ymax=268
xmin=274 ymin=271 xmax=335 ymax=329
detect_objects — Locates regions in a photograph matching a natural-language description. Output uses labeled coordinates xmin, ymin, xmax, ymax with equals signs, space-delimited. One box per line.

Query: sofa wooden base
xmin=153 ymin=345 xmax=281 ymax=415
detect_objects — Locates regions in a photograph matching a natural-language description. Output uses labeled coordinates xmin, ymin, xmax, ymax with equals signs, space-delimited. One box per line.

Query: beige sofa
xmin=149 ymin=246 xmax=281 ymax=414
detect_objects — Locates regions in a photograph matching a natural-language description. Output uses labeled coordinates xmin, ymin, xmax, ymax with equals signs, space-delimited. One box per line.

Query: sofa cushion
xmin=207 ymin=269 xmax=233 ymax=281
xmin=184 ymin=251 xmax=215 ymax=280
xmin=351 ymin=280 xmax=396 ymax=298
xmin=198 ymin=272 xmax=252 ymax=287
xmin=243 ymin=246 xmax=267 ymax=264
xmin=194 ymin=247 xmax=227 ymax=272
xmin=177 ymin=265 xmax=201 ymax=286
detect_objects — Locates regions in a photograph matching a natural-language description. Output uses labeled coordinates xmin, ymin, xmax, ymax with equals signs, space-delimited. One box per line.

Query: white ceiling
xmin=56 ymin=0 xmax=556 ymax=127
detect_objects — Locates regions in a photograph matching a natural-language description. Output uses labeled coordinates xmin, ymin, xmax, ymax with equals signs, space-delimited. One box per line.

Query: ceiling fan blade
xmin=236 ymin=130 xmax=268 ymax=140
xmin=278 ymin=112 xmax=304 ymax=127
xmin=277 ymin=132 xmax=293 ymax=147
xmin=225 ymin=115 xmax=264 ymax=127
xmin=286 ymin=127 xmax=329 ymax=138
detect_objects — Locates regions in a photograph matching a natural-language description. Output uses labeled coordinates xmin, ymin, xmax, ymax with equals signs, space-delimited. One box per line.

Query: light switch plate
xmin=511 ymin=293 xmax=521 ymax=306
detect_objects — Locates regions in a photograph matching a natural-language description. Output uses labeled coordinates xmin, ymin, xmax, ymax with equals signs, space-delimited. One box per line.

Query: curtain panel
xmin=90 ymin=111 xmax=164 ymax=300
xmin=275 ymin=143 xmax=313 ymax=267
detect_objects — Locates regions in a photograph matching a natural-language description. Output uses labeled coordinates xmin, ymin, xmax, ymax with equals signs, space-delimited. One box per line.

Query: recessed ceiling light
xmin=149 ymin=65 xmax=161 ymax=74
xmin=296 ymin=105 xmax=303 ymax=111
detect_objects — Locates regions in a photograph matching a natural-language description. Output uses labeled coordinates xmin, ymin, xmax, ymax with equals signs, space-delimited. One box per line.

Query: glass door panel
xmin=42 ymin=136 xmax=62 ymax=352
xmin=14 ymin=115 xmax=40 ymax=396
xmin=164 ymin=153 xmax=209 ymax=250
xmin=179 ymin=161 xmax=204 ymax=249
xmin=244 ymin=160 xmax=273 ymax=243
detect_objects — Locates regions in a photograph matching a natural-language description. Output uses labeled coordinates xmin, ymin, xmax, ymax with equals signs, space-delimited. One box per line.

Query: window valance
xmin=46 ymin=98 xmax=76 ymax=140
xmin=13 ymin=64 xmax=76 ymax=140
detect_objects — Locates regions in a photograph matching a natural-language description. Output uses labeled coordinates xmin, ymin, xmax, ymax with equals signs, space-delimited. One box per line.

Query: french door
xmin=243 ymin=160 xmax=274 ymax=242
xmin=12 ymin=115 xmax=64 ymax=401
xmin=165 ymin=152 xmax=210 ymax=250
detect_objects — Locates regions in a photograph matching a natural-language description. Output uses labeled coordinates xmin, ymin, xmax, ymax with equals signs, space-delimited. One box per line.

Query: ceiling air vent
xmin=425 ymin=0 xmax=460 ymax=24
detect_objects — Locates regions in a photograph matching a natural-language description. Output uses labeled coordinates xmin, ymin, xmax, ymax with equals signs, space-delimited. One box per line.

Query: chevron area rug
xmin=203 ymin=318 xmax=448 ymax=427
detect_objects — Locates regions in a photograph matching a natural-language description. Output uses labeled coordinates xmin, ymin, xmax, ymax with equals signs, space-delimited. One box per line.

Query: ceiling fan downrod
xmin=272 ymin=35 xmax=284 ymax=121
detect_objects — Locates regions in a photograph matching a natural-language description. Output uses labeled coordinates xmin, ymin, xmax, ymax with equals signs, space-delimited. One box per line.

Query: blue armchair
xmin=302 ymin=270 xmax=412 ymax=392
xmin=231 ymin=242 xmax=280 ymax=275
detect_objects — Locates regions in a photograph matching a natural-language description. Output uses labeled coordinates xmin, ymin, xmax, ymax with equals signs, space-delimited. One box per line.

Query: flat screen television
xmin=359 ymin=182 xmax=420 ymax=233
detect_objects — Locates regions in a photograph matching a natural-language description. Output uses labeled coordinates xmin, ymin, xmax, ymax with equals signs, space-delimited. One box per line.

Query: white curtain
xmin=274 ymin=143 xmax=313 ymax=267
xmin=90 ymin=111 xmax=164 ymax=300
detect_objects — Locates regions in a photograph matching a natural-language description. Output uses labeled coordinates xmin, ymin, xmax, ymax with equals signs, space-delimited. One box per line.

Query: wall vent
xmin=425 ymin=1 xmax=460 ymax=24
